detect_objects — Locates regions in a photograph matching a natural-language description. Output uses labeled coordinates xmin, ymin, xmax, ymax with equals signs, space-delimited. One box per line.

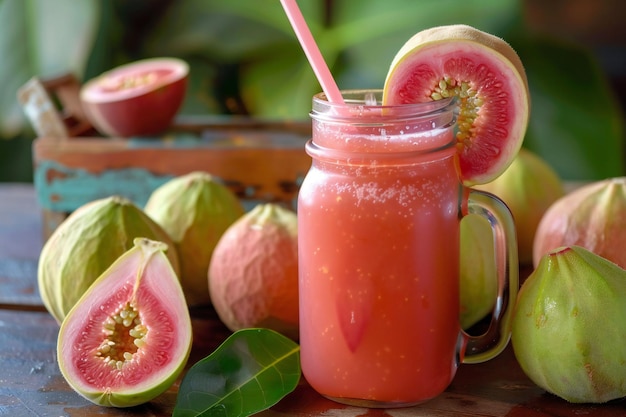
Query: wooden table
xmin=2 ymin=183 xmax=626 ymax=417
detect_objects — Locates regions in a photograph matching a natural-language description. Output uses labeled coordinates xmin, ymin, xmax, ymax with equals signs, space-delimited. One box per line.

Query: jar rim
xmin=311 ymin=89 xmax=457 ymax=124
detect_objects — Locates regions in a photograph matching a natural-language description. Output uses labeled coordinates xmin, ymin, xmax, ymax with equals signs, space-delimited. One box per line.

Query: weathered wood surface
xmin=32 ymin=126 xmax=312 ymax=238
xmin=2 ymin=184 xmax=626 ymax=417
xmin=32 ymin=130 xmax=311 ymax=210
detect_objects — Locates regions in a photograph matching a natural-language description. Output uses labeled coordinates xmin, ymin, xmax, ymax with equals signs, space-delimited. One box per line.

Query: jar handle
xmin=459 ymin=187 xmax=519 ymax=364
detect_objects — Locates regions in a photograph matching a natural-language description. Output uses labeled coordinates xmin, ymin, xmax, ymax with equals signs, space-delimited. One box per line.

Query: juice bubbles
xmin=298 ymin=90 xmax=518 ymax=407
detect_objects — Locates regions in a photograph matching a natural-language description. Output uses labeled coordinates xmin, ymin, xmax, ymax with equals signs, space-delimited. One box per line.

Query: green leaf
xmin=143 ymin=0 xmax=300 ymax=62
xmin=515 ymin=35 xmax=625 ymax=180
xmin=173 ymin=328 xmax=301 ymax=417
xmin=0 ymin=0 xmax=98 ymax=138
xmin=333 ymin=0 xmax=523 ymax=89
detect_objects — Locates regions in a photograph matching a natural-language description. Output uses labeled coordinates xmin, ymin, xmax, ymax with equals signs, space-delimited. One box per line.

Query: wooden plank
xmin=0 ymin=184 xmax=43 ymax=260
xmin=33 ymin=133 xmax=311 ymax=209
xmin=32 ymin=129 xmax=312 ymax=238
xmin=0 ymin=258 xmax=40 ymax=308
xmin=0 ymin=184 xmax=44 ymax=308
xmin=16 ymin=77 xmax=69 ymax=138
xmin=16 ymin=74 xmax=96 ymax=138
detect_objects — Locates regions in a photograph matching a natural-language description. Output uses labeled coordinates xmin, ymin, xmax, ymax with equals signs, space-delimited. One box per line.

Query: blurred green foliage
xmin=0 ymin=0 xmax=623 ymax=182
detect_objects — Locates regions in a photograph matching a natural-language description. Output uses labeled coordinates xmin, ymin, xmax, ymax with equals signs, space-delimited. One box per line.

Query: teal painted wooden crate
xmin=19 ymin=74 xmax=311 ymax=239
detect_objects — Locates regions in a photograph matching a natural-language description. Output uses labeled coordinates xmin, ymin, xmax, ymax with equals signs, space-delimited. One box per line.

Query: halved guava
xmin=80 ymin=57 xmax=188 ymax=137
xmin=57 ymin=238 xmax=192 ymax=408
xmin=383 ymin=24 xmax=530 ymax=186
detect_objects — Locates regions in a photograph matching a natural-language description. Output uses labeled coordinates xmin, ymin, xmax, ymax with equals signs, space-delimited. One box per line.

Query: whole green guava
xmin=512 ymin=245 xmax=626 ymax=403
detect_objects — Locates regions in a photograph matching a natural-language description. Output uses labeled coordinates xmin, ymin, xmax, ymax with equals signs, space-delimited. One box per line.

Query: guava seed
xmin=429 ymin=76 xmax=483 ymax=147
xmin=96 ymin=302 xmax=146 ymax=368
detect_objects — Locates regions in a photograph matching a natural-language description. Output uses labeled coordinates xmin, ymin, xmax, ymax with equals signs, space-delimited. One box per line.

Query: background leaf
xmin=173 ymin=328 xmax=301 ymax=417
xmin=329 ymin=0 xmax=523 ymax=90
xmin=513 ymin=34 xmax=625 ymax=180
xmin=0 ymin=0 xmax=98 ymax=137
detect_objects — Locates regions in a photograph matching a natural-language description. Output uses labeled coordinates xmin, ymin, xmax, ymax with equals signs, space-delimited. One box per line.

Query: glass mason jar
xmin=297 ymin=89 xmax=518 ymax=408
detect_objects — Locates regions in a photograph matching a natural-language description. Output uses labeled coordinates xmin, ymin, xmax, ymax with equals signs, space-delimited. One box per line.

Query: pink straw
xmin=280 ymin=0 xmax=344 ymax=104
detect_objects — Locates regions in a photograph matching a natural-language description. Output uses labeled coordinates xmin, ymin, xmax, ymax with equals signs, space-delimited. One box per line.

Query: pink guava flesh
xmin=70 ymin=283 xmax=177 ymax=389
xmin=80 ymin=57 xmax=188 ymax=137
xmin=384 ymin=41 xmax=528 ymax=185
xmin=57 ymin=238 xmax=192 ymax=407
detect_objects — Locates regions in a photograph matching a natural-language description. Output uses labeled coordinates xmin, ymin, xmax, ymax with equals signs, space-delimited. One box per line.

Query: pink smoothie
xmin=298 ymin=119 xmax=462 ymax=405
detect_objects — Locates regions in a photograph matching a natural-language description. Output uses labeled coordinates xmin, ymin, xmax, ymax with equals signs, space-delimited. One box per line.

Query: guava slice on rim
xmin=383 ymin=24 xmax=530 ymax=186
xmin=57 ymin=238 xmax=192 ymax=408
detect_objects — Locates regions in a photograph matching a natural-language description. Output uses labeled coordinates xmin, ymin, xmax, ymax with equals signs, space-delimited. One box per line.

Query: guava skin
xmin=459 ymin=214 xmax=496 ymax=330
xmin=144 ymin=171 xmax=245 ymax=307
xmin=474 ymin=148 xmax=564 ymax=265
xmin=512 ymin=245 xmax=626 ymax=403
xmin=57 ymin=238 xmax=192 ymax=408
xmin=533 ymin=177 xmax=626 ymax=269
xmin=80 ymin=57 xmax=188 ymax=137
xmin=208 ymin=204 xmax=299 ymax=340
